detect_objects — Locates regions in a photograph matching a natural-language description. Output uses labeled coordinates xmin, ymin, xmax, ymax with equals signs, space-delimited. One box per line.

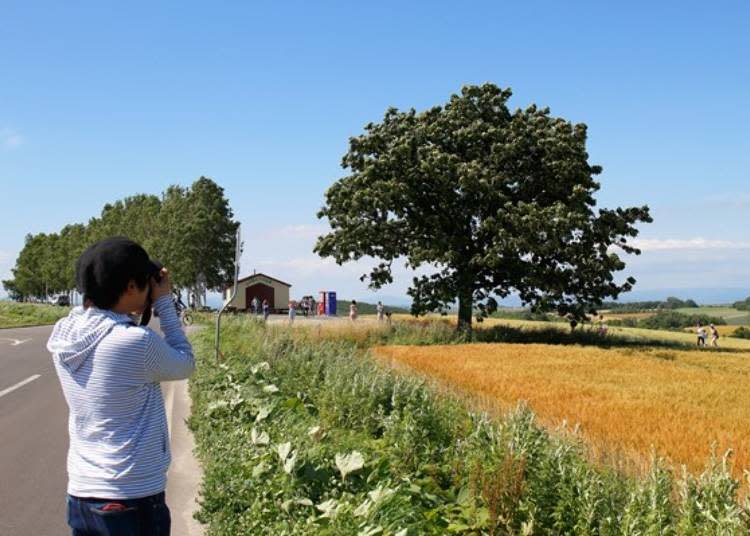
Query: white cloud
xmin=1 ymin=128 xmax=24 ymax=150
xmin=702 ymin=192 xmax=750 ymax=209
xmin=256 ymin=255 xmax=359 ymax=276
xmin=630 ymin=237 xmax=750 ymax=251
xmin=265 ymin=223 xmax=329 ymax=240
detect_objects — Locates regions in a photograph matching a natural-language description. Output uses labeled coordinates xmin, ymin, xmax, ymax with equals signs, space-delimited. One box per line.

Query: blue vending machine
xmin=326 ymin=291 xmax=337 ymax=316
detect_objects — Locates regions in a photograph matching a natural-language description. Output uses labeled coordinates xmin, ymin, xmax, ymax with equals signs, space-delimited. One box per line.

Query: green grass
xmin=188 ymin=318 xmax=750 ymax=535
xmin=0 ymin=301 xmax=70 ymax=328
xmin=675 ymin=307 xmax=750 ymax=325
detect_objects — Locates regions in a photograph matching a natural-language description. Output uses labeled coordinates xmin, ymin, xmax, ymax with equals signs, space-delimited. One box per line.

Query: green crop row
xmin=188 ymin=319 xmax=750 ymax=534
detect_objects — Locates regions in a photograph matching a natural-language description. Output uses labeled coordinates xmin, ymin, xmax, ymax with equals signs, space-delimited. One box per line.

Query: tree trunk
xmin=457 ymin=288 xmax=473 ymax=333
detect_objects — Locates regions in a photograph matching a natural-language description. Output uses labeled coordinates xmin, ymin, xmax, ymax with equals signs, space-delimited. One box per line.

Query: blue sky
xmin=2 ymin=1 xmax=749 ymax=304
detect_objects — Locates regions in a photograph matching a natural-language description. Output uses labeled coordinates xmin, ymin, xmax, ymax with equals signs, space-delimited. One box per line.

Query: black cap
xmin=75 ymin=236 xmax=161 ymax=309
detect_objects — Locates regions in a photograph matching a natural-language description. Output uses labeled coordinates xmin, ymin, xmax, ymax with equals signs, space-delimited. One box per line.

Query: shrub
xmin=638 ymin=311 xmax=726 ymax=331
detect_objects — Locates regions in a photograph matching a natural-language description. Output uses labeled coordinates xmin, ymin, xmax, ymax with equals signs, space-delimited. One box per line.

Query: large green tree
xmin=159 ymin=177 xmax=239 ymax=304
xmin=315 ymin=84 xmax=652 ymax=330
xmin=6 ymin=232 xmax=64 ymax=299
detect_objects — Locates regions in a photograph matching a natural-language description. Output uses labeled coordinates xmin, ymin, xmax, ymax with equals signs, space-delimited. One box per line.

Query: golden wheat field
xmin=374 ymin=342 xmax=750 ymax=478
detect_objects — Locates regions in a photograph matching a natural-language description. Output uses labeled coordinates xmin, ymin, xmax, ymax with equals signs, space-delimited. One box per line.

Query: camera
xmin=139 ymin=260 xmax=164 ymax=326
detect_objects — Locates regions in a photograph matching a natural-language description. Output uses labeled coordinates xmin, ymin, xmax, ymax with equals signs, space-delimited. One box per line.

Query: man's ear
xmin=125 ymin=279 xmax=138 ymax=295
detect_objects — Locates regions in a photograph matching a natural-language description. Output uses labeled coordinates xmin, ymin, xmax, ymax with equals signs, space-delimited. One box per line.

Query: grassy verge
xmin=189 ymin=318 xmax=750 ymax=534
xmin=0 ymin=301 xmax=70 ymax=328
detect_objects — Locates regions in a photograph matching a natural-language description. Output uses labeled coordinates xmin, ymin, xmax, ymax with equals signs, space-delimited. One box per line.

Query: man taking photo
xmin=47 ymin=236 xmax=195 ymax=535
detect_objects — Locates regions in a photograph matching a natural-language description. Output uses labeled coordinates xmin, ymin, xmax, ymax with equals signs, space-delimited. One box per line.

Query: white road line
xmin=0 ymin=337 xmax=32 ymax=346
xmin=0 ymin=375 xmax=41 ymax=398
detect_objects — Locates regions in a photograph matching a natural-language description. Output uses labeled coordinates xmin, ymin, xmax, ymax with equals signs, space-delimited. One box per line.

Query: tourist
xmin=597 ymin=314 xmax=608 ymax=336
xmin=697 ymin=323 xmax=707 ymax=347
xmin=710 ymin=323 xmax=719 ymax=347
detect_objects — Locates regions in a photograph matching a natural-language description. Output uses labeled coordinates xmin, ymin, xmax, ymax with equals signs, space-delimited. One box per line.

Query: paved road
xmin=0 ymin=321 xmax=203 ymax=535
xmin=0 ymin=324 xmax=68 ymax=535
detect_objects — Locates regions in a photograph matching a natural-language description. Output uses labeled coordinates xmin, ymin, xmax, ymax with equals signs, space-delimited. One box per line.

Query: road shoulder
xmin=165 ymin=378 xmax=204 ymax=535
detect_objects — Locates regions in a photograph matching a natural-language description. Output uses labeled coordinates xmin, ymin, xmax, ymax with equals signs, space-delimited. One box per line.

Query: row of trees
xmin=3 ymin=177 xmax=239 ymax=306
xmin=601 ymin=297 xmax=699 ymax=312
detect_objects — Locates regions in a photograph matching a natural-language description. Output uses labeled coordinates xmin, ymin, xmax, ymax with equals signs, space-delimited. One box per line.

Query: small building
xmin=224 ymin=272 xmax=291 ymax=312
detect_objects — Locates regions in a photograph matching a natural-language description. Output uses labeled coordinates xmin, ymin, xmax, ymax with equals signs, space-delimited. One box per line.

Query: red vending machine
xmin=319 ymin=291 xmax=327 ymax=315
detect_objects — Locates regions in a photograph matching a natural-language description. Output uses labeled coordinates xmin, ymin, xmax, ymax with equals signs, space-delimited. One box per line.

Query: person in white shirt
xmin=697 ymin=323 xmax=707 ymax=347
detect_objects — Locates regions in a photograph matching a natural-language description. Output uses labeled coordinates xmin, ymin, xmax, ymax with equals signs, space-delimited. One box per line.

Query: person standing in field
xmin=47 ymin=237 xmax=194 ymax=535
xmin=597 ymin=314 xmax=609 ymax=336
xmin=288 ymin=300 xmax=296 ymax=325
xmin=350 ymin=300 xmax=358 ymax=322
xmin=262 ymin=299 xmax=270 ymax=322
xmin=376 ymin=301 xmax=385 ymax=322
xmin=710 ymin=323 xmax=719 ymax=347
xmin=696 ymin=323 xmax=707 ymax=347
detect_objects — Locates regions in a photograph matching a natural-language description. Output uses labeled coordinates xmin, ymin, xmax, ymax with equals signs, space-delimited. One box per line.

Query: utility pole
xmin=215 ymin=226 xmax=242 ymax=361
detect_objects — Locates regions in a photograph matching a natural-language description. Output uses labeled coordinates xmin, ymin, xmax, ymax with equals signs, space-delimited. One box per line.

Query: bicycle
xmin=174 ymin=298 xmax=194 ymax=326
xmin=150 ymin=292 xmax=194 ymax=326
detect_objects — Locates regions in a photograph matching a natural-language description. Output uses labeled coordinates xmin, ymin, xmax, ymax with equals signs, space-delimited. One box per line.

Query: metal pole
xmin=216 ymin=226 xmax=242 ymax=361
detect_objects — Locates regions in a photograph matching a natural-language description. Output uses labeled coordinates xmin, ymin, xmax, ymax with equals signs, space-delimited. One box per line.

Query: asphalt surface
xmin=0 ymin=321 xmax=203 ymax=535
xmin=0 ymin=324 xmax=68 ymax=535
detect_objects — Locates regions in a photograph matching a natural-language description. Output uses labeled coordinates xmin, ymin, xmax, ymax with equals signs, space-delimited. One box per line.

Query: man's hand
xmin=151 ymin=268 xmax=172 ymax=302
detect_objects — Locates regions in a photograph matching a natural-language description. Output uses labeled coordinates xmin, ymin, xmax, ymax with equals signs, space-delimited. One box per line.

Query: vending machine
xmin=326 ymin=291 xmax=337 ymax=316
xmin=318 ymin=290 xmax=337 ymax=316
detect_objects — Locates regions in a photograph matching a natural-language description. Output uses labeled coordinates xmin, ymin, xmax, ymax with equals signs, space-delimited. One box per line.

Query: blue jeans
xmin=67 ymin=492 xmax=171 ymax=535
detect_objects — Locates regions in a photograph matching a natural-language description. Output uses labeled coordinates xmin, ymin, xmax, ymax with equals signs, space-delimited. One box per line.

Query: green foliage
xmin=0 ymin=301 xmax=70 ymax=328
xmin=609 ymin=311 xmax=727 ymax=331
xmin=189 ymin=320 xmax=750 ymax=534
xmin=315 ymin=83 xmax=652 ymax=330
xmin=155 ymin=178 xmax=239 ymax=290
xmin=602 ymin=297 xmax=699 ymax=313
xmin=732 ymin=327 xmax=750 ymax=339
xmin=733 ymin=297 xmax=750 ymax=311
xmin=5 ymin=177 xmax=238 ymax=302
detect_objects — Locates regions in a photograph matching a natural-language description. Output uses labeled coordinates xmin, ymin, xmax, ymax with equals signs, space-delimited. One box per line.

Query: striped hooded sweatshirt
xmin=47 ymin=295 xmax=194 ymax=499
